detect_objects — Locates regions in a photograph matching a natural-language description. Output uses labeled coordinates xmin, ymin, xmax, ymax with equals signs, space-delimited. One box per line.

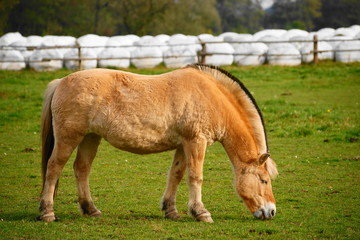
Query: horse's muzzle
xmin=253 ymin=203 xmax=276 ymax=220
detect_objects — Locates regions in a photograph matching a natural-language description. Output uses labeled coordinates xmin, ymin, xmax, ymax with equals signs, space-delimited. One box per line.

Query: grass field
xmin=0 ymin=62 xmax=359 ymax=239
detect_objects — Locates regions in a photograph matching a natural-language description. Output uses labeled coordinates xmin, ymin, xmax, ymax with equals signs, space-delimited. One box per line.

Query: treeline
xmin=1 ymin=0 xmax=359 ymax=37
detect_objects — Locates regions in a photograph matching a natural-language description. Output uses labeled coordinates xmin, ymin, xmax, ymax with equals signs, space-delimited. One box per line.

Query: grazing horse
xmin=38 ymin=64 xmax=278 ymax=223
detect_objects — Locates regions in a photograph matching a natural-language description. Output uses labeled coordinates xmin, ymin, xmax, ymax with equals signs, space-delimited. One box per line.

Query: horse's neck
xmin=221 ymin=116 xmax=259 ymax=167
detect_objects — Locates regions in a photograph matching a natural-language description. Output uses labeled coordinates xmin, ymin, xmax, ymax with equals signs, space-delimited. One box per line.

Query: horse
xmin=38 ymin=64 xmax=278 ymax=223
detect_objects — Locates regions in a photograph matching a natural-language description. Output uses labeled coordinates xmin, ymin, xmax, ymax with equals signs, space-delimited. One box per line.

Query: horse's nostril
xmin=270 ymin=210 xmax=275 ymax=217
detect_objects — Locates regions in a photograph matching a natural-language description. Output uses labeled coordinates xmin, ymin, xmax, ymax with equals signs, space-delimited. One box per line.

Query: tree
xmin=314 ymin=0 xmax=360 ymax=29
xmin=111 ymin=0 xmax=221 ymax=35
xmin=4 ymin=0 xmax=116 ymax=36
xmin=264 ymin=0 xmax=321 ymax=30
xmin=153 ymin=0 xmax=221 ymax=35
xmin=0 ymin=0 xmax=20 ymax=35
xmin=216 ymin=0 xmax=264 ymax=33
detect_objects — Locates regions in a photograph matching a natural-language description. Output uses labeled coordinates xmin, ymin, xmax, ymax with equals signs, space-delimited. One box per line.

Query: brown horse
xmin=38 ymin=64 xmax=278 ymax=223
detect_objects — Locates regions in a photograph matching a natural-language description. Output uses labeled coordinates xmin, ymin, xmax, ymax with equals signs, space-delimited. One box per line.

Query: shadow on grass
xmin=0 ymin=212 xmax=40 ymax=222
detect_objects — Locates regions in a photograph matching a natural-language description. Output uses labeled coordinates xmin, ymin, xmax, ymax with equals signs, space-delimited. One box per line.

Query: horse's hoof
xmin=165 ymin=211 xmax=181 ymax=220
xmin=89 ymin=210 xmax=102 ymax=218
xmin=37 ymin=213 xmax=58 ymax=222
xmin=197 ymin=215 xmax=214 ymax=223
xmin=165 ymin=214 xmax=180 ymax=220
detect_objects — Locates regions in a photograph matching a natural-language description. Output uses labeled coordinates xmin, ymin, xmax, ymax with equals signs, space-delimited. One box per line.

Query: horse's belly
xmin=101 ymin=118 xmax=181 ymax=154
xmin=106 ymin=131 xmax=181 ymax=154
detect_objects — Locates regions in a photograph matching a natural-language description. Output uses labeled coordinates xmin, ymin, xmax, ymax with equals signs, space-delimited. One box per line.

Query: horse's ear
xmin=257 ymin=153 xmax=270 ymax=166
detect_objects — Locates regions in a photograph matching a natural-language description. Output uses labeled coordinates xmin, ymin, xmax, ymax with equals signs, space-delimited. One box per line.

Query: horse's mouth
xmin=253 ymin=203 xmax=276 ymax=220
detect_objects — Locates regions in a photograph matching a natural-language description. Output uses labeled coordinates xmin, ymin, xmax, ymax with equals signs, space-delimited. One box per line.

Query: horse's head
xmin=235 ymin=153 xmax=278 ymax=220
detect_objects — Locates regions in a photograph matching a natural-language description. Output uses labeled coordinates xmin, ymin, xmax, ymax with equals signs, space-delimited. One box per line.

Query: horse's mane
xmin=186 ymin=63 xmax=269 ymax=155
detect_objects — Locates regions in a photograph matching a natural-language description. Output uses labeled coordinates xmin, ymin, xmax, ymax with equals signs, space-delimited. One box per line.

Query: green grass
xmin=0 ymin=62 xmax=359 ymax=239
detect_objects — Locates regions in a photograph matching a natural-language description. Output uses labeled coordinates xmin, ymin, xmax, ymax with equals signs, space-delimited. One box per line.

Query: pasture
xmin=0 ymin=62 xmax=359 ymax=239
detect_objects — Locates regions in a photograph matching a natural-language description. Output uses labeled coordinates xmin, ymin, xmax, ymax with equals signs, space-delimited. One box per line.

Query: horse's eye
xmin=260 ymin=179 xmax=268 ymax=184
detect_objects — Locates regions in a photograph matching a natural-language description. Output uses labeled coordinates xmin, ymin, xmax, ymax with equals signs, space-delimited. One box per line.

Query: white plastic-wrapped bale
xmin=0 ymin=50 xmax=26 ymax=70
xmin=109 ymin=35 xmax=136 ymax=52
xmin=281 ymin=29 xmax=308 ymax=40
xmin=267 ymin=43 xmax=301 ymax=66
xmin=26 ymin=35 xmax=43 ymax=47
xmin=29 ymin=37 xmax=65 ymax=71
xmin=335 ymin=40 xmax=360 ymax=63
xmin=314 ymin=28 xmax=335 ymax=39
xmin=77 ymin=34 xmax=108 ymax=56
xmin=9 ymin=39 xmax=28 ymax=59
xmin=349 ymin=25 xmax=360 ymax=35
xmin=0 ymin=32 xmax=26 ymax=46
xmin=258 ymin=35 xmax=284 ymax=48
xmin=253 ymin=29 xmax=287 ymax=40
xmin=155 ymin=34 xmax=170 ymax=43
xmin=125 ymin=34 xmax=140 ymax=43
xmin=98 ymin=38 xmax=131 ymax=68
xmin=290 ymin=36 xmax=312 ymax=51
xmin=234 ymin=42 xmax=268 ymax=66
xmin=300 ymin=41 xmax=333 ymax=63
xmin=325 ymin=35 xmax=353 ymax=49
xmin=163 ymin=35 xmax=199 ymax=68
xmin=222 ymin=33 xmax=253 ymax=52
xmin=18 ymin=35 xmax=44 ymax=63
xmin=202 ymin=37 xmax=234 ymax=66
xmin=197 ymin=33 xmax=214 ymax=41
xmin=131 ymin=36 xmax=164 ymax=68
xmin=334 ymin=27 xmax=357 ymax=37
xmin=64 ymin=48 xmax=97 ymax=70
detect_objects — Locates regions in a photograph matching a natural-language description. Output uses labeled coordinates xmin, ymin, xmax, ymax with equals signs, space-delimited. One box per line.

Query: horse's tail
xmin=41 ymin=78 xmax=62 ymax=197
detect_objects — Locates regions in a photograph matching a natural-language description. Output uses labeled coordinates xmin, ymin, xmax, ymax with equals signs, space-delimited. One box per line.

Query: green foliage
xmin=1 ymin=0 xmax=359 ymax=36
xmin=0 ymin=63 xmax=359 ymax=239
xmin=216 ymin=0 xmax=264 ymax=33
xmin=3 ymin=0 xmax=221 ymax=36
xmin=115 ymin=0 xmax=221 ymax=35
xmin=315 ymin=0 xmax=360 ymax=29
xmin=264 ymin=0 xmax=322 ymax=30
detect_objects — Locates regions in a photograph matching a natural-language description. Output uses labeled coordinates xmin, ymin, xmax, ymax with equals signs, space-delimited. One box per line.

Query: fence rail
xmin=1 ymin=36 xmax=359 ymax=70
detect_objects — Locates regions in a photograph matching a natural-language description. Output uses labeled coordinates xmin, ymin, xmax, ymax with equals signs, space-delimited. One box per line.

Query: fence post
xmin=313 ymin=35 xmax=318 ymax=64
xmin=76 ymin=40 xmax=83 ymax=70
xmin=198 ymin=40 xmax=206 ymax=64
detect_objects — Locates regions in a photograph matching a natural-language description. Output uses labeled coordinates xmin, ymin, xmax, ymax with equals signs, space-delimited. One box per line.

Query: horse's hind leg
xmin=161 ymin=148 xmax=186 ymax=219
xmin=39 ymin=140 xmax=81 ymax=222
xmin=183 ymin=137 xmax=214 ymax=223
xmin=73 ymin=133 xmax=102 ymax=217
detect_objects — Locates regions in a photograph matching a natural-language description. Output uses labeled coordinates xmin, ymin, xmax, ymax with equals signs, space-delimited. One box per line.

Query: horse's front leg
xmin=183 ymin=137 xmax=214 ymax=223
xmin=161 ymin=148 xmax=186 ymax=219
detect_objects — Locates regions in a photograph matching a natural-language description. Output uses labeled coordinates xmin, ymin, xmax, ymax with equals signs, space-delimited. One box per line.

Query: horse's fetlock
xmin=189 ymin=204 xmax=213 ymax=222
xmin=165 ymin=209 xmax=180 ymax=220
xmin=161 ymin=198 xmax=175 ymax=211
xmin=79 ymin=199 xmax=101 ymax=217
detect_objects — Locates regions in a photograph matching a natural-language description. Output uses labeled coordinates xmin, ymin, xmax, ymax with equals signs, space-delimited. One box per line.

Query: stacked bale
xmin=0 ymin=32 xmax=26 ymax=70
xmin=131 ymin=36 xmax=165 ymax=68
xmin=163 ymin=34 xmax=199 ymax=68
xmin=201 ymin=36 xmax=234 ymax=66
xmin=98 ymin=36 xmax=134 ymax=68
xmin=1 ymin=25 xmax=360 ymax=71
xmin=29 ymin=36 xmax=76 ymax=71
